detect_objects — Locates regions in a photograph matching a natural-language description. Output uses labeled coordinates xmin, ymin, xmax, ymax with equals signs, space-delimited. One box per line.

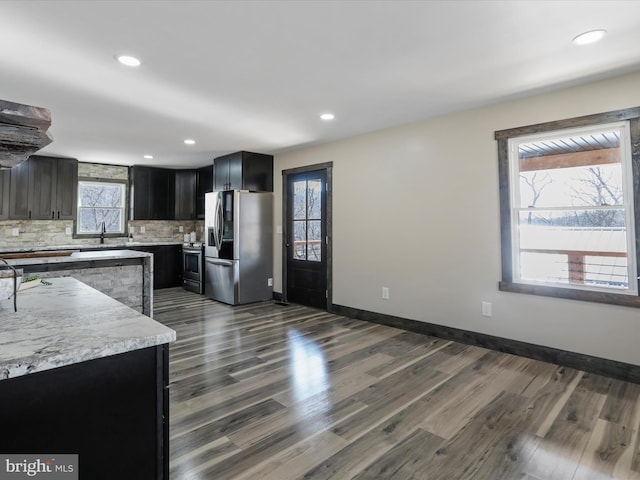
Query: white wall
xmin=274 ymin=70 xmax=640 ymax=366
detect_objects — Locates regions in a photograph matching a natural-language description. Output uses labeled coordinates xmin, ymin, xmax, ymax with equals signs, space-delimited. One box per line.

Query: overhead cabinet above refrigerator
xmin=213 ymin=151 xmax=273 ymax=192
xmin=205 ymin=190 xmax=273 ymax=305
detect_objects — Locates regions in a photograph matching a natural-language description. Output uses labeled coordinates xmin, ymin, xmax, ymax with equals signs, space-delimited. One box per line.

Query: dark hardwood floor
xmin=153 ymin=287 xmax=640 ymax=480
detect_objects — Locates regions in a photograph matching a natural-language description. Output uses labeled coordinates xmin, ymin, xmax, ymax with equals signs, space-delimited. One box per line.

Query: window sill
xmin=498 ymin=281 xmax=640 ymax=308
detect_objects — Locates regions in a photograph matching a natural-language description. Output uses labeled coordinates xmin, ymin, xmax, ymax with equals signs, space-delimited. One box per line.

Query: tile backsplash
xmin=0 ymin=219 xmax=204 ymax=249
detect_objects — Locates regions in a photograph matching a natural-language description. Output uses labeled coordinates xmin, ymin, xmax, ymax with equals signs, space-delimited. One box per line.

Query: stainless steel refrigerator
xmin=204 ymin=190 xmax=273 ymax=305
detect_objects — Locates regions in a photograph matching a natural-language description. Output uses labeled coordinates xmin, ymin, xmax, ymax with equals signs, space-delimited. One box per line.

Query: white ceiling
xmin=2 ymin=0 xmax=640 ymax=169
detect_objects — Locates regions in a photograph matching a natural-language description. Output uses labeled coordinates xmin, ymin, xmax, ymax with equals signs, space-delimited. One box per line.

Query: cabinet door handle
xmin=28 ymin=210 xmax=31 ymax=219
xmin=52 ymin=211 xmax=55 ymax=219
xmin=58 ymin=211 xmax=60 ymax=219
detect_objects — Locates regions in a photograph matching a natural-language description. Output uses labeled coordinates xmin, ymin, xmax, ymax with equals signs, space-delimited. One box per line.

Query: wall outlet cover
xmin=140 ymin=226 xmax=145 ymax=233
xmin=11 ymin=228 xmax=19 ymax=236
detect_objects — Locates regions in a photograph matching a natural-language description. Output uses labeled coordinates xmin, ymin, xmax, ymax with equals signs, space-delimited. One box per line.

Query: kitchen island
xmin=1 ymin=249 xmax=153 ymax=316
xmin=0 ymin=277 xmax=176 ymax=479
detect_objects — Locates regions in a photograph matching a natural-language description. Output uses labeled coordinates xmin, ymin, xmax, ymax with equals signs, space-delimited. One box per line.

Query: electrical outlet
xmin=130 ymin=226 xmax=135 ymax=234
xmin=482 ymin=301 xmax=492 ymax=317
xmin=382 ymin=287 xmax=389 ymax=300
xmin=179 ymin=226 xmax=184 ymax=232
xmin=11 ymin=228 xmax=19 ymax=236
xmin=140 ymin=226 xmax=145 ymax=233
xmin=267 ymin=277 xmax=273 ymax=287
xmin=65 ymin=227 xmax=72 ymax=235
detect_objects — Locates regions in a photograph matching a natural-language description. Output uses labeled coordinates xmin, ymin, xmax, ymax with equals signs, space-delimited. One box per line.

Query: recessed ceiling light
xmin=184 ymin=139 xmax=196 ymax=145
xmin=320 ymin=113 xmax=335 ymax=121
xmin=572 ymin=29 xmax=607 ymax=46
xmin=143 ymin=154 xmax=153 ymax=159
xmin=116 ymin=55 xmax=141 ymax=67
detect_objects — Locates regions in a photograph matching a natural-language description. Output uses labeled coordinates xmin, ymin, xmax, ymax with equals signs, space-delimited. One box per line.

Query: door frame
xmin=282 ymin=162 xmax=333 ymax=309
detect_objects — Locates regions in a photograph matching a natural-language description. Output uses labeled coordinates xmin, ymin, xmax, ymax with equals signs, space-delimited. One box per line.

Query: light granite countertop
xmin=1 ymin=249 xmax=153 ymax=267
xmin=0 ymin=276 xmax=175 ymax=380
xmin=0 ymin=241 xmax=183 ymax=254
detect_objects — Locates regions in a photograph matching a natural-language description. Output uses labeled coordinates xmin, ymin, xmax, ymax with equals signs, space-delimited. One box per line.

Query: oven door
xmin=182 ymin=249 xmax=202 ymax=282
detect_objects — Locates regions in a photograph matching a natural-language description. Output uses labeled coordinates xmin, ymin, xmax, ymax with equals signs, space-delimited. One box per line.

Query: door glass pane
xmin=307 ymin=220 xmax=322 ymax=262
xmin=294 ymin=181 xmax=307 ymax=220
xmin=307 ymin=179 xmax=321 ymax=219
xmin=293 ymin=220 xmax=307 ymax=260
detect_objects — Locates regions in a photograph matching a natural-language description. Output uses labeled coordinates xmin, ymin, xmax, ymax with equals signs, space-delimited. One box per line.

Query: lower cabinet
xmin=130 ymin=245 xmax=182 ymax=289
xmin=0 ymin=345 xmax=169 ymax=480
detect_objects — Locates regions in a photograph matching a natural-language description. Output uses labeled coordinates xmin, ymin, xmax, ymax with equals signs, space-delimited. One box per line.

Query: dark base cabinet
xmin=129 ymin=245 xmax=182 ymax=289
xmin=0 ymin=345 xmax=169 ymax=480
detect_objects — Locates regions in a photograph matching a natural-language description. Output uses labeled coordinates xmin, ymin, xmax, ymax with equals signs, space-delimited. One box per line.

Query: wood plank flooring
xmin=153 ymin=288 xmax=640 ymax=480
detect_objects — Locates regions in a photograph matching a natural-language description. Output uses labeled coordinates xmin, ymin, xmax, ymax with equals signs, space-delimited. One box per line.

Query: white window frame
xmin=507 ymin=121 xmax=637 ymax=295
xmin=76 ymin=179 xmax=126 ymax=236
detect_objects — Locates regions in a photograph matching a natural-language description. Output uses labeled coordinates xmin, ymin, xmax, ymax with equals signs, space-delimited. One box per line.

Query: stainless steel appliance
xmin=205 ymin=190 xmax=273 ymax=305
xmin=182 ymin=244 xmax=204 ymax=294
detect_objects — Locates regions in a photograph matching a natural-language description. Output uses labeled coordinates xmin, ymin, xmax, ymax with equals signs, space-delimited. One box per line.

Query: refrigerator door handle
xmin=214 ymin=195 xmax=224 ymax=251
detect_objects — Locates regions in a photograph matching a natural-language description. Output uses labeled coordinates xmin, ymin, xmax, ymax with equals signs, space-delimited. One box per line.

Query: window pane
xmin=518 ymin=210 xmax=630 ymax=289
xmin=307 ymin=179 xmax=321 ymax=219
xmin=293 ymin=181 xmax=307 ymax=220
xmin=307 ymin=220 xmax=321 ymax=262
xmin=293 ymin=220 xmax=306 ymax=260
xmin=77 ymin=181 xmax=125 ymax=235
xmin=519 ymin=164 xmax=623 ymax=209
xmin=79 ymin=182 xmax=123 ymax=208
xmin=78 ymin=208 xmax=123 ymax=233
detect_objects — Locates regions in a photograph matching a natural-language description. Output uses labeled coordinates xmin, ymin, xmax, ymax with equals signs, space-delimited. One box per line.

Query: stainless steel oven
xmin=182 ymin=244 xmax=204 ymax=294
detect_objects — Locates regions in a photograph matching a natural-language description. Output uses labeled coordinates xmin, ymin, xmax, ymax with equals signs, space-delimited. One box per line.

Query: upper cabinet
xmin=130 ymin=166 xmax=175 ymax=220
xmin=195 ymin=165 xmax=213 ymax=219
xmin=175 ymin=170 xmax=196 ymax=221
xmin=213 ymin=151 xmax=273 ymax=192
xmin=56 ymin=158 xmax=78 ymax=220
xmin=131 ymin=166 xmax=198 ymax=221
xmin=7 ymin=155 xmax=78 ymax=220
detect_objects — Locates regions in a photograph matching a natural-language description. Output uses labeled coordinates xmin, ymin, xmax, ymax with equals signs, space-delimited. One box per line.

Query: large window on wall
xmin=77 ymin=179 xmax=126 ymax=235
xmin=496 ymin=107 xmax=640 ymax=307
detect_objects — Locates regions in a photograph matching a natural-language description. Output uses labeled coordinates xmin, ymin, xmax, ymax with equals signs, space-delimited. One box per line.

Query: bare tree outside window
xmin=77 ymin=181 xmax=125 ymax=234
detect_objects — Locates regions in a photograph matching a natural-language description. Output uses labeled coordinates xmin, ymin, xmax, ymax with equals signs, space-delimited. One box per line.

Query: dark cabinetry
xmin=175 ymin=170 xmax=196 ymax=220
xmin=56 ymin=158 xmax=78 ymax=220
xmin=130 ymin=166 xmax=175 ymax=220
xmin=213 ymin=151 xmax=273 ymax=192
xmin=196 ymin=165 xmax=213 ymax=219
xmin=0 ymin=345 xmax=169 ymax=480
xmin=128 ymin=244 xmax=182 ymax=289
xmin=8 ymin=155 xmax=78 ymax=220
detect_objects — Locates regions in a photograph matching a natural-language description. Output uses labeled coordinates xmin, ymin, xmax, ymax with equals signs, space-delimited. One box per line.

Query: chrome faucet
xmin=100 ymin=221 xmax=106 ymax=244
